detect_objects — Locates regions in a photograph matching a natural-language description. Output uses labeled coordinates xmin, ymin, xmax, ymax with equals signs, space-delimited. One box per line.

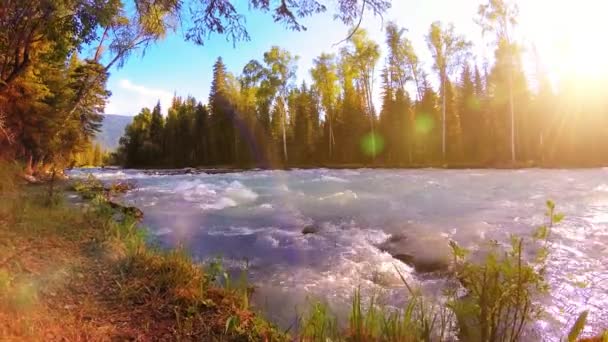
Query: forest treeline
xmin=0 ymin=0 xmax=388 ymax=173
xmin=116 ymin=15 xmax=608 ymax=168
xmin=2 ymin=0 xmax=607 ymax=171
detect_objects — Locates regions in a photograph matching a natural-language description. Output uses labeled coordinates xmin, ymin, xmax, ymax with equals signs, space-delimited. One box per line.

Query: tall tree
xmin=347 ymin=29 xmax=381 ymax=161
xmin=209 ymin=57 xmax=235 ymax=165
xmin=263 ymin=47 xmax=298 ymax=163
xmin=426 ymin=21 xmax=471 ymax=161
xmin=458 ymin=63 xmax=480 ymax=160
xmin=311 ymin=53 xmax=340 ymax=161
xmin=383 ymin=22 xmax=419 ymax=163
xmin=194 ymin=103 xmax=210 ymax=165
xmin=477 ymin=0 xmax=519 ymax=162
xmin=149 ymin=100 xmax=164 ymax=160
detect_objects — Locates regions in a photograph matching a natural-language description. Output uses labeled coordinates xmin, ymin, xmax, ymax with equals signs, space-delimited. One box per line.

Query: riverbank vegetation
xmin=0 ymin=165 xmax=286 ymax=340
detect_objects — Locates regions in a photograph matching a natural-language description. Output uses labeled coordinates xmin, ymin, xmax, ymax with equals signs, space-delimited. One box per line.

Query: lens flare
xmin=415 ymin=113 xmax=435 ymax=135
xmin=360 ymin=133 xmax=385 ymax=157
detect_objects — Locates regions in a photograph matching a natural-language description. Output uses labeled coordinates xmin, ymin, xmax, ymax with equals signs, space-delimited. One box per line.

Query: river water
xmin=68 ymin=168 xmax=608 ymax=339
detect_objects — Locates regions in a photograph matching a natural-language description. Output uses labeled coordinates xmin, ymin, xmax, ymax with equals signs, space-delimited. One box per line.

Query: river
xmin=68 ymin=168 xmax=608 ymax=340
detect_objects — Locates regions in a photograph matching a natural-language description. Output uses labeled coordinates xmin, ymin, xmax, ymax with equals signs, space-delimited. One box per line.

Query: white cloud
xmin=105 ymin=79 xmax=173 ymax=116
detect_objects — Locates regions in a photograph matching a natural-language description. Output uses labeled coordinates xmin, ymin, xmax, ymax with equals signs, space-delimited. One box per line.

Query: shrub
xmin=448 ymin=200 xmax=562 ymax=342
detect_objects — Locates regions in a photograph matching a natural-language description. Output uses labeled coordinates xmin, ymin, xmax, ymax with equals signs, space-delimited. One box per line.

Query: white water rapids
xmin=68 ymin=168 xmax=608 ymax=339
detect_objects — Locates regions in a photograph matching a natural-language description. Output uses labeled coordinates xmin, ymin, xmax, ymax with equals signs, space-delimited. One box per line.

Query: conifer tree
xmin=209 ymin=57 xmax=235 ymax=165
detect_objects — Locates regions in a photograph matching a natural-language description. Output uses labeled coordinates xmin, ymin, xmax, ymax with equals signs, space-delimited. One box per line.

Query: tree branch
xmin=332 ymin=0 xmax=366 ymax=47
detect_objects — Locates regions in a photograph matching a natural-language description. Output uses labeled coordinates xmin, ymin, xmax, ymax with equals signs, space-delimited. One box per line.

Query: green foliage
xmin=70 ymin=142 xmax=109 ymax=167
xmin=72 ymin=174 xmax=105 ymax=199
xmin=299 ymin=301 xmax=340 ymax=341
xmin=449 ymin=201 xmax=561 ymax=342
xmin=104 ymin=3 xmax=608 ymax=169
xmin=299 ymin=268 xmax=452 ymax=341
xmin=3 ymin=0 xmax=608 ymax=168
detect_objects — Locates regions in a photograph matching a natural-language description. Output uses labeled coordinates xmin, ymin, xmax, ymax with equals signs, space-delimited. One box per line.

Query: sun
xmin=522 ymin=0 xmax=608 ymax=81
xmin=558 ymin=23 xmax=608 ymax=79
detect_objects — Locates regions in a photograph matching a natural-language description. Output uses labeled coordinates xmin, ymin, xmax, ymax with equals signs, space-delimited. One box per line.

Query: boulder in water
xmin=379 ymin=231 xmax=452 ymax=274
xmin=302 ymin=225 xmax=320 ymax=235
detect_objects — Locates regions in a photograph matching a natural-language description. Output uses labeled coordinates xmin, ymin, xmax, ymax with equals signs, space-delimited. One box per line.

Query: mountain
xmin=95 ymin=114 xmax=132 ymax=151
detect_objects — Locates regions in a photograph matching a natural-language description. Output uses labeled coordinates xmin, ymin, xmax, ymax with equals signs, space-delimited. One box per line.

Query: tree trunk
xmin=508 ymin=66 xmax=516 ymax=163
xmin=281 ymin=112 xmax=288 ymax=163
xmin=328 ymin=113 xmax=334 ymax=161
xmin=442 ymin=72 xmax=447 ymax=161
xmin=46 ymin=167 xmax=56 ymax=206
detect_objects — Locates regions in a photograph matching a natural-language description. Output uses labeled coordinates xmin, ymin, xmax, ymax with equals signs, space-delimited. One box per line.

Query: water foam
xmin=71 ymin=167 xmax=608 ymax=338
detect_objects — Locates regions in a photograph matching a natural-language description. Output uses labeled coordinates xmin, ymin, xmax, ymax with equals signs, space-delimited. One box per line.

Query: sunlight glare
xmin=526 ymin=0 xmax=608 ymax=81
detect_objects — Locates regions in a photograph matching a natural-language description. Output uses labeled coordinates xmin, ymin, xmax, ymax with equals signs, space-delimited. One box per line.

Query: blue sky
xmin=104 ymin=0 xmax=603 ymax=116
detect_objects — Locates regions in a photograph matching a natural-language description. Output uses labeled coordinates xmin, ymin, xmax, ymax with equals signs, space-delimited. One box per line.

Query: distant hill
xmin=96 ymin=114 xmax=132 ymax=151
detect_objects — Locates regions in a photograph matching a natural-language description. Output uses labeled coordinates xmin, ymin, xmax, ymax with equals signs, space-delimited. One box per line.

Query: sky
xmin=103 ymin=0 xmax=607 ymax=116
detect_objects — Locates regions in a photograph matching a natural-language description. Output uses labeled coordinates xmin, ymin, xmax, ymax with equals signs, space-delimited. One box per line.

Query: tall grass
xmin=298 ymin=277 xmax=453 ymax=341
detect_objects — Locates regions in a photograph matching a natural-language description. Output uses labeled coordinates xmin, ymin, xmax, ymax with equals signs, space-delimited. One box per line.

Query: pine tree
xmin=414 ymin=78 xmax=441 ymax=163
xmin=394 ymin=88 xmax=412 ymax=165
xmin=150 ymin=101 xmax=164 ymax=145
xmin=291 ymin=83 xmax=315 ymax=164
xmin=379 ymin=68 xmax=396 ymax=163
xmin=194 ymin=103 xmax=210 ymax=165
xmin=209 ymin=57 xmax=235 ymax=165
xmin=458 ymin=63 xmax=479 ymax=162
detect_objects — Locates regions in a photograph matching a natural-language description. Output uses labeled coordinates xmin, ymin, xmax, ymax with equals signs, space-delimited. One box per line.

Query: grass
xmin=298 ymin=274 xmax=453 ymax=342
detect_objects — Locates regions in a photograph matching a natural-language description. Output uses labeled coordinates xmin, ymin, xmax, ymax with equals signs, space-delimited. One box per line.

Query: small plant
xmin=348 ymin=287 xmax=383 ymax=340
xmin=204 ymin=257 xmax=253 ymax=310
xmin=298 ymin=270 xmax=452 ymax=342
xmin=299 ymin=301 xmax=340 ymax=341
xmin=72 ymin=174 xmax=105 ymax=199
xmin=388 ymin=266 xmax=453 ymax=342
xmin=449 ymin=200 xmax=562 ymax=342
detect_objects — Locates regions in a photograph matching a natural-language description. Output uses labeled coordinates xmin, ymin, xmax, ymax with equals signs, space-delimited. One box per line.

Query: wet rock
xmin=302 ymin=225 xmax=320 ymax=235
xmin=108 ymin=201 xmax=144 ymax=221
xmin=379 ymin=232 xmax=452 ymax=274
xmin=112 ymin=212 xmax=126 ymax=223
xmin=106 ymin=181 xmax=135 ymax=194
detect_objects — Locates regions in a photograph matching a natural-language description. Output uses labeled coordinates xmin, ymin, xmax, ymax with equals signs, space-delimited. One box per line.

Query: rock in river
xmin=302 ymin=225 xmax=320 ymax=235
xmin=378 ymin=230 xmax=453 ymax=274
